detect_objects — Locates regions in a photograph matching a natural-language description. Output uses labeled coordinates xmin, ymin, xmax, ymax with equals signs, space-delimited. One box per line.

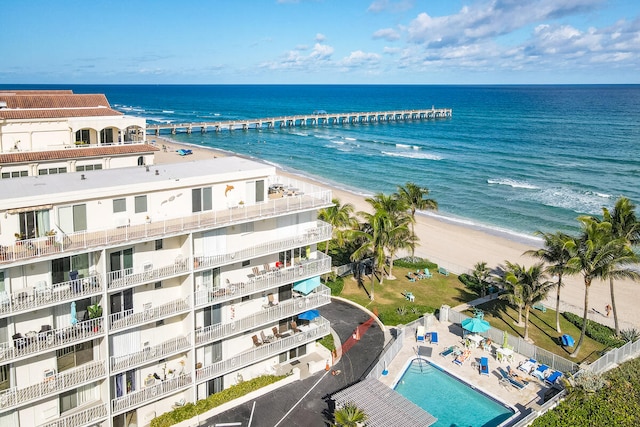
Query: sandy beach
xmin=152 ymin=137 xmax=640 ymax=330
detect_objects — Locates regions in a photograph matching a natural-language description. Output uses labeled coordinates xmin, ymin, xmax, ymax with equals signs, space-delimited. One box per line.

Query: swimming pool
xmin=394 ymin=358 xmax=516 ymax=427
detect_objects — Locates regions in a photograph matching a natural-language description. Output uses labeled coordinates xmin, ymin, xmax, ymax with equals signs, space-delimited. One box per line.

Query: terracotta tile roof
xmin=0 ymin=144 xmax=160 ymax=165
xmin=0 ymin=91 xmax=123 ymax=119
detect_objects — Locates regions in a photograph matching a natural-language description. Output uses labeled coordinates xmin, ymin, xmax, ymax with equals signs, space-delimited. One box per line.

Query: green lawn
xmin=336 ymin=264 xmax=608 ymax=363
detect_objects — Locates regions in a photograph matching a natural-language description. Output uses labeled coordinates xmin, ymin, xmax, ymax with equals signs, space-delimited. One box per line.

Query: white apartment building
xmin=0 ymin=156 xmax=333 ymax=426
xmin=0 ymin=90 xmax=156 ymax=178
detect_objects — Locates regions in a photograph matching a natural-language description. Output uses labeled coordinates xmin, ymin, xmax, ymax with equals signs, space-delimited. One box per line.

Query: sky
xmin=1 ymin=0 xmax=639 ymax=84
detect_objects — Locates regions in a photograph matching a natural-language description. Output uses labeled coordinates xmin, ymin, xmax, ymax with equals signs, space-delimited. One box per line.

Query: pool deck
xmin=377 ymin=318 xmax=551 ymax=420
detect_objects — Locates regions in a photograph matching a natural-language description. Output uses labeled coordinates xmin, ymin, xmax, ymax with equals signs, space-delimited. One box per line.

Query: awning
xmin=6 ymin=204 xmax=53 ymax=214
xmin=331 ymin=377 xmax=437 ymax=427
xmin=293 ymin=276 xmax=320 ymax=295
xmin=298 ymin=309 xmax=320 ymax=321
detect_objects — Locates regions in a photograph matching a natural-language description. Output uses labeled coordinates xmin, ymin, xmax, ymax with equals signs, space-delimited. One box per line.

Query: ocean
xmin=5 ymin=84 xmax=640 ymax=242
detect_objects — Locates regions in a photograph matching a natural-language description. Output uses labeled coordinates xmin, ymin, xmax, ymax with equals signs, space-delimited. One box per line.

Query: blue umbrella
xmin=461 ymin=317 xmax=491 ymax=333
xmin=293 ymin=276 xmax=320 ymax=295
xmin=298 ymin=309 xmax=320 ymax=321
xmin=70 ymin=301 xmax=78 ymax=326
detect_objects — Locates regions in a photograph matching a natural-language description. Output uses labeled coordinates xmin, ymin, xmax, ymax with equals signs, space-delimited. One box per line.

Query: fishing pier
xmin=147 ymin=107 xmax=452 ymax=135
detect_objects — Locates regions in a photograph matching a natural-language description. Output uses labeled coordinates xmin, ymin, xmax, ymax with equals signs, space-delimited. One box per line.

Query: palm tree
xmin=472 ymin=261 xmax=491 ymax=297
xmin=333 ymin=404 xmax=367 ymax=427
xmin=350 ymin=209 xmax=390 ymax=300
xmin=396 ymin=182 xmax=438 ymax=259
xmin=565 ymin=217 xmax=639 ymax=357
xmin=317 ymin=198 xmax=358 ymax=256
xmin=601 ymin=196 xmax=640 ymax=335
xmin=500 ymin=261 xmax=554 ymax=342
xmin=525 ymin=231 xmax=573 ymax=333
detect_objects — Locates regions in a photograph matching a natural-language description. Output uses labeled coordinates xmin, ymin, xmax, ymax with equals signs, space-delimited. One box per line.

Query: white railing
xmin=0 ymin=361 xmax=105 ymax=409
xmin=195 ymin=221 xmax=331 ymax=271
xmin=196 ymin=285 xmax=331 ymax=345
xmin=111 ymin=372 xmax=193 ymax=415
xmin=109 ymin=297 xmax=191 ymax=331
xmin=195 ymin=317 xmax=330 ymax=383
xmin=193 ymin=253 xmax=331 ymax=308
xmin=0 ymin=318 xmax=104 ymax=363
xmin=110 ymin=334 xmax=192 ymax=372
xmin=2 ymin=184 xmax=332 ymax=264
xmin=107 ymin=261 xmax=190 ymax=290
xmin=37 ymin=402 xmax=108 ymax=427
xmin=0 ymin=274 xmax=103 ymax=317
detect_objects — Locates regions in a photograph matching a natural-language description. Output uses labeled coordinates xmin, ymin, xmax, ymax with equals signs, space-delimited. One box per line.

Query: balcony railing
xmin=1 ymin=184 xmax=331 ymax=265
xmin=195 ymin=221 xmax=331 ymax=271
xmin=194 ymin=252 xmax=331 ymax=308
xmin=111 ymin=372 xmax=193 ymax=415
xmin=0 ymin=318 xmax=104 ymax=364
xmin=38 ymin=402 xmax=108 ymax=427
xmin=0 ymin=360 xmax=106 ymax=410
xmin=107 ymin=260 xmax=190 ymax=290
xmin=0 ymin=274 xmax=102 ymax=318
xmin=109 ymin=297 xmax=191 ymax=332
xmin=110 ymin=334 xmax=192 ymax=373
xmin=195 ymin=285 xmax=331 ymax=346
xmin=195 ymin=317 xmax=330 ymax=384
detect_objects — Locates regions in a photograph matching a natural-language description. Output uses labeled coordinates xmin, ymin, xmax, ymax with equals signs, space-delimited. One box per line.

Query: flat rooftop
xmin=0 ymin=156 xmax=274 ymax=209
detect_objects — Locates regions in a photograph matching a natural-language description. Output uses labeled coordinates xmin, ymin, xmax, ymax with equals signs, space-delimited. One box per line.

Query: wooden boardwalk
xmin=148 ymin=107 xmax=452 ymax=135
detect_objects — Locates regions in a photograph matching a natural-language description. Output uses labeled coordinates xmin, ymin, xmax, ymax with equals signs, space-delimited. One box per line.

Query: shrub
xmin=150 ymin=374 xmax=289 ymax=427
xmin=562 ymin=312 xmax=625 ymax=348
xmin=458 ymin=273 xmax=483 ymax=296
xmin=324 ymin=276 xmax=344 ymax=296
xmin=393 ymin=257 xmax=437 ymax=270
xmin=620 ymin=328 xmax=640 ymax=343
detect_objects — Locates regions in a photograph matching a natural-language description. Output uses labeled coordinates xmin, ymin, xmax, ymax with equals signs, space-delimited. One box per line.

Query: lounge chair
xmin=423 ymin=268 xmax=432 ymax=278
xmin=251 ymin=335 xmax=262 ymax=347
xmin=518 ymin=358 xmax=537 ymax=374
xmin=260 ymin=331 xmax=272 ymax=344
xmin=544 ymin=370 xmax=563 ymax=385
xmin=429 ymin=332 xmax=439 ymax=345
xmin=480 ymin=357 xmax=489 ymax=375
xmin=290 ymin=321 xmax=301 ymax=333
xmin=272 ymin=326 xmax=283 ymax=339
xmin=439 ymin=346 xmax=457 ymax=357
xmin=453 ymin=349 xmax=471 ymax=365
xmin=533 ymin=364 xmax=550 ymax=381
xmin=498 ymin=367 xmax=528 ymax=390
xmin=416 ymin=326 xmax=425 ymax=343
xmin=438 ymin=266 xmax=449 ymax=276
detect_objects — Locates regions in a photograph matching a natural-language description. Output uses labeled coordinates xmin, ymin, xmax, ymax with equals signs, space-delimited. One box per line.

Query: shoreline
xmin=152 ymin=136 xmax=640 ymax=329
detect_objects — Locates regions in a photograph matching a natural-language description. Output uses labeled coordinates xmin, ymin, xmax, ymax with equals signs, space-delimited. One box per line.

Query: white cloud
xmin=373 ymin=28 xmax=401 ymax=41
xmin=259 ymin=43 xmax=334 ymax=71
xmin=339 ymin=50 xmax=381 ymax=68
xmin=315 ymin=33 xmax=326 ymax=42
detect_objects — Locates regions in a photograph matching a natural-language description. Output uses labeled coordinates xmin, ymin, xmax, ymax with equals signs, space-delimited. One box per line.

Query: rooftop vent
xmin=155 ymin=170 xmax=159 ymax=176
xmin=80 ymin=174 xmax=86 ymax=180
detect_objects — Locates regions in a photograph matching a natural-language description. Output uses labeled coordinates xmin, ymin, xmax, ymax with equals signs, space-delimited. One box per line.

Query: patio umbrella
xmin=293 ymin=276 xmax=320 ymax=295
xmin=461 ymin=316 xmax=491 ymax=334
xmin=70 ymin=301 xmax=78 ymax=326
xmin=298 ymin=309 xmax=320 ymax=321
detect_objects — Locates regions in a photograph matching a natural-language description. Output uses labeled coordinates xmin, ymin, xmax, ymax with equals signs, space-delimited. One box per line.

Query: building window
xmin=3 ymin=170 xmax=28 ymax=178
xmin=38 ymin=167 xmax=66 ymax=175
xmin=75 ymin=129 xmax=90 ymax=144
xmin=154 ymin=281 xmax=162 ymax=289
xmin=239 ymin=222 xmax=254 ymax=234
xmin=192 ymin=187 xmax=212 ymax=212
xmin=19 ymin=209 xmax=50 ymax=239
xmin=155 ymin=239 xmax=163 ymax=250
xmin=242 ymin=260 xmax=250 ymax=267
xmin=113 ymin=198 xmax=126 ymax=213
xmin=256 ymin=180 xmax=265 ymax=202
xmin=100 ymin=128 xmax=114 ymax=144
xmin=76 ymin=164 xmax=102 ymax=172
xmin=134 ymin=195 xmax=147 ymax=213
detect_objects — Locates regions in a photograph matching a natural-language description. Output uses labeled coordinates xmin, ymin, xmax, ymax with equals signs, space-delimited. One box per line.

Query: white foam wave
xmin=531 ymin=188 xmax=611 ymax=215
xmin=162 ymin=110 xmax=175 ymax=113
xmin=382 ymin=151 xmax=442 ymax=160
xmin=487 ymin=178 xmax=539 ymax=190
xmin=344 ymin=137 xmax=356 ymax=141
xmin=331 ymin=140 xmax=345 ymax=145
xmin=396 ymin=143 xmax=422 ymax=150
xmin=292 ymin=132 xmax=308 ymax=137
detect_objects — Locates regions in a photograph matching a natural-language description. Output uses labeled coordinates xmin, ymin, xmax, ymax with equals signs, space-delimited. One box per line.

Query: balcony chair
xmin=69 ymin=270 xmax=82 ymax=293
xmin=251 ymin=335 xmax=262 ymax=347
xmin=39 ymin=325 xmax=54 ymax=344
xmin=12 ymin=333 xmax=26 ymax=350
xmin=272 ymin=327 xmax=283 ymax=339
xmin=290 ymin=321 xmax=301 ymax=333
xmin=260 ymin=331 xmax=272 ymax=344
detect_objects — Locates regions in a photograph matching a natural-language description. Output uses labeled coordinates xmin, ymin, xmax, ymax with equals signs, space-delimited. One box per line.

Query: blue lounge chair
xmin=438 ymin=266 xmax=449 ymax=276
xmin=498 ymin=367 xmax=528 ymax=390
xmin=439 ymin=346 xmax=457 ymax=357
xmin=416 ymin=326 xmax=425 ymax=343
xmin=545 ymin=370 xmax=563 ymax=385
xmin=177 ymin=149 xmax=193 ymax=156
xmin=480 ymin=357 xmax=489 ymax=375
xmin=533 ymin=364 xmax=550 ymax=381
xmin=423 ymin=268 xmax=432 ymax=278
xmin=429 ymin=332 xmax=439 ymax=345
xmin=561 ymin=334 xmax=575 ymax=347
xmin=453 ymin=349 xmax=471 ymax=366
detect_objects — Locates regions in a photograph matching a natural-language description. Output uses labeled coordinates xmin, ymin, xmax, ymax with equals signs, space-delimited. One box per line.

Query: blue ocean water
xmin=5 ymin=84 xmax=640 ymax=240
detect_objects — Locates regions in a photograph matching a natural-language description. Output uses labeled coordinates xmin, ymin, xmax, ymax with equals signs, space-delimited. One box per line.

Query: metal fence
xmin=332 ymin=263 xmax=353 ymax=277
xmin=445 ymin=309 xmax=579 ymax=374
xmin=365 ymin=327 xmax=406 ymax=380
xmin=586 ymin=337 xmax=640 ymax=374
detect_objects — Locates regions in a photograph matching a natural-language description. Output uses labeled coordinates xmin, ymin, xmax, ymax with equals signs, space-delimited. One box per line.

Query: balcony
xmin=110 ymin=334 xmax=191 ymax=373
xmin=0 ymin=318 xmax=104 ymax=364
xmin=108 ymin=297 xmax=191 ymax=332
xmin=194 ymin=252 xmax=331 ymax=308
xmin=1 ymin=183 xmax=331 ymax=265
xmin=111 ymin=372 xmax=193 ymax=415
xmin=0 ymin=361 xmax=106 ymax=410
xmin=107 ymin=260 xmax=190 ymax=291
xmin=0 ymin=274 xmax=103 ymax=318
xmin=195 ymin=317 xmax=330 ymax=384
xmin=195 ymin=221 xmax=331 ymax=271
xmin=38 ymin=402 xmax=108 ymax=427
xmin=195 ymin=285 xmax=331 ymax=346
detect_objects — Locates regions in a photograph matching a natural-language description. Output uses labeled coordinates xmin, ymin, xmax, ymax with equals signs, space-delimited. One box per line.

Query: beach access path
xmin=152 ymin=137 xmax=640 ymax=331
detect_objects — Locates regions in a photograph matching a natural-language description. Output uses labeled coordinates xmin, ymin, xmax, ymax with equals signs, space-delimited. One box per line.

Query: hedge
xmin=562 ymin=312 xmax=624 ymax=348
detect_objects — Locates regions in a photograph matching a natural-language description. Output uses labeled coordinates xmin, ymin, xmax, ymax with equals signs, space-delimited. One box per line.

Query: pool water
xmin=394 ymin=359 xmax=515 ymax=427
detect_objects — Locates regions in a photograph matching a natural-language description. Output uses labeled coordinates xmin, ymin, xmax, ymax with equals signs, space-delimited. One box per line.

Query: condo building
xmin=0 ymin=91 xmax=334 ymax=427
